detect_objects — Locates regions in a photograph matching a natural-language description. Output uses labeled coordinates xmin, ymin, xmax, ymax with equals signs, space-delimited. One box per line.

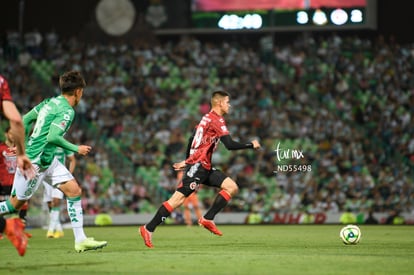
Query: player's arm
xmin=3 ymin=100 xmax=36 ymax=178
xmin=47 ymin=124 xmax=79 ymax=152
xmin=2 ymin=100 xmax=26 ymax=155
xmin=220 ymin=134 xmax=257 ymax=150
xmin=66 ymin=153 xmax=76 ymax=173
xmin=185 ymin=131 xmax=195 ymax=158
xmin=47 ymin=125 xmax=91 ymax=156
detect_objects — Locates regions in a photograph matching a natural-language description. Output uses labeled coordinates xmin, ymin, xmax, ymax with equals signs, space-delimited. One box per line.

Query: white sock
xmin=52 ymin=208 xmax=61 ymax=231
xmin=66 ymin=196 xmax=87 ymax=243
xmin=48 ymin=208 xmax=59 ymax=232
xmin=55 ymin=221 xmax=63 ymax=232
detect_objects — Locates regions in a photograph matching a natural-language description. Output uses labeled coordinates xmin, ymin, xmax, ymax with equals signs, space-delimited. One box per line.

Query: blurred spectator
xmin=364 ymin=209 xmax=379 ymax=224
xmin=1 ymin=31 xmax=413 ymax=218
xmin=385 ymin=209 xmax=405 ymax=225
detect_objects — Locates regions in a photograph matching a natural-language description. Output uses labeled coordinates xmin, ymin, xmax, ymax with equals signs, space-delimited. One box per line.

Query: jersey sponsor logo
xmin=2 ymin=149 xmax=17 ymax=174
xmin=2 ymin=148 xmax=16 ymax=157
xmin=201 ymin=136 xmax=220 ymax=145
xmin=186 ymin=162 xmax=200 ymax=177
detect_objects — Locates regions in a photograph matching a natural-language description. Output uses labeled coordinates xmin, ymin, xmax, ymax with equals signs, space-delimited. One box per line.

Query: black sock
xmin=19 ymin=210 xmax=27 ymax=221
xmin=0 ymin=216 xmax=6 ymax=233
xmin=146 ymin=202 xmax=173 ymax=232
xmin=204 ymin=191 xmax=231 ymax=220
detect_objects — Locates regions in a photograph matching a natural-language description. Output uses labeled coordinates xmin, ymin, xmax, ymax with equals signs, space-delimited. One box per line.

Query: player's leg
xmin=0 ymin=186 xmax=11 ymax=240
xmin=199 ymin=170 xmax=237 ymax=236
xmin=50 ymin=159 xmax=107 ymax=252
xmin=58 ymin=179 xmax=85 ymax=239
xmin=178 ymin=170 xmax=193 ymax=226
xmin=18 ymin=201 xmax=28 ymax=221
xmin=140 ymin=191 xmax=186 ymax=248
xmin=51 ymin=189 xmax=64 ymax=238
xmin=204 ymin=171 xmax=238 ymax=220
xmin=184 ymin=193 xmax=202 ymax=226
xmin=147 ymin=166 xmax=204 ymax=231
xmin=43 ymin=182 xmax=55 ymax=237
xmin=140 ymin=190 xmax=186 ymax=246
xmin=18 ymin=201 xmax=32 ymax=238
xmin=0 ymin=216 xmax=4 ymax=239
xmin=0 ymin=167 xmax=42 ymax=256
xmin=0 ymin=166 xmax=38 ymax=215
xmin=0 ymin=164 xmax=42 ymax=214
xmin=0 ymin=216 xmax=5 ymax=235
xmin=183 ymin=197 xmax=192 ymax=226
xmin=57 ymin=179 xmax=107 ymax=252
xmin=139 ymin=163 xmax=205 ymax=248
xmin=192 ymin=193 xmax=203 ymax=221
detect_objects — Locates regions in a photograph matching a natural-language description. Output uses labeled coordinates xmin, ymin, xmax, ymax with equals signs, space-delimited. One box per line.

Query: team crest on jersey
xmin=189 ymin=182 xmax=198 ymax=190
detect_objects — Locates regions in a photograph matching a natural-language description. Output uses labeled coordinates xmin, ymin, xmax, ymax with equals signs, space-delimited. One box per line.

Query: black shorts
xmin=177 ymin=163 xmax=227 ymax=197
xmin=0 ymin=185 xmax=12 ymax=196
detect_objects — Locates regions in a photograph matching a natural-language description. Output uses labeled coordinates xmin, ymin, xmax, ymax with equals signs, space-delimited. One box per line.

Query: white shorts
xmin=43 ymin=181 xmax=64 ymax=202
xmin=12 ymin=157 xmax=73 ymax=201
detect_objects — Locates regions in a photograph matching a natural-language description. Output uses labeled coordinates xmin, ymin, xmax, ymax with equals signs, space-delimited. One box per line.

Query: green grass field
xmin=1 ymin=225 xmax=413 ymax=274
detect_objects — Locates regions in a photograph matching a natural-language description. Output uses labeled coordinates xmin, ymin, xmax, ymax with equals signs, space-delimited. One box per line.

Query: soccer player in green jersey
xmin=0 ymin=71 xmax=107 ymax=253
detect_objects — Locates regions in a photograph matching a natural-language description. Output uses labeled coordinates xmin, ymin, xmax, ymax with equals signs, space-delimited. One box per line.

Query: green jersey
xmin=23 ymin=95 xmax=78 ymax=168
xmin=55 ymin=146 xmax=74 ymax=165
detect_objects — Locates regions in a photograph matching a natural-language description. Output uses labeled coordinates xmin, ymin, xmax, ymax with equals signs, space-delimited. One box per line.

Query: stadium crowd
xmin=1 ymin=30 xmax=413 ymax=223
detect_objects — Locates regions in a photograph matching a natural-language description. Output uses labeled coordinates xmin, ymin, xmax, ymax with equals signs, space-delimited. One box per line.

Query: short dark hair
xmin=59 ymin=71 xmax=86 ymax=94
xmin=212 ymin=90 xmax=230 ymax=99
xmin=211 ymin=90 xmax=230 ymax=107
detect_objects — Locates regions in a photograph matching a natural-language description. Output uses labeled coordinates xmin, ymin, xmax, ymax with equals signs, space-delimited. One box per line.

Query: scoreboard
xmin=188 ymin=0 xmax=376 ymax=33
xmin=193 ymin=8 xmax=368 ymax=30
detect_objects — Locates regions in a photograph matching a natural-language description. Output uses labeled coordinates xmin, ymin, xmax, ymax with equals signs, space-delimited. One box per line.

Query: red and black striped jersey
xmin=186 ymin=110 xmax=230 ymax=170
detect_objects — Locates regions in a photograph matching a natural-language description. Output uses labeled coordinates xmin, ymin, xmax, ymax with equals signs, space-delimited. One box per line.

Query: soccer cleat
xmin=139 ymin=225 xmax=153 ymax=248
xmin=0 ymin=233 xmax=3 ymax=240
xmin=4 ymin=217 xmax=28 ymax=256
xmin=53 ymin=231 xmax=64 ymax=238
xmin=24 ymin=232 xmax=32 ymax=238
xmin=198 ymin=217 xmax=223 ymax=236
xmin=46 ymin=230 xmax=55 ymax=238
xmin=75 ymin=237 xmax=107 ymax=252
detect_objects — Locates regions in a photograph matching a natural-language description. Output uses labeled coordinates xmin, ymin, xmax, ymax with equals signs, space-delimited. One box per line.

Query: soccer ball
xmin=339 ymin=225 xmax=361 ymax=245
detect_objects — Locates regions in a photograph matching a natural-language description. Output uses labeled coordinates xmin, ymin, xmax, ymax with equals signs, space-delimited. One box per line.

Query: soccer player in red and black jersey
xmin=0 ymin=126 xmax=31 ymax=231
xmin=0 ymin=127 xmax=17 ymax=199
xmin=139 ymin=90 xmax=261 ymax=248
xmin=0 ymin=74 xmax=35 ymax=256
